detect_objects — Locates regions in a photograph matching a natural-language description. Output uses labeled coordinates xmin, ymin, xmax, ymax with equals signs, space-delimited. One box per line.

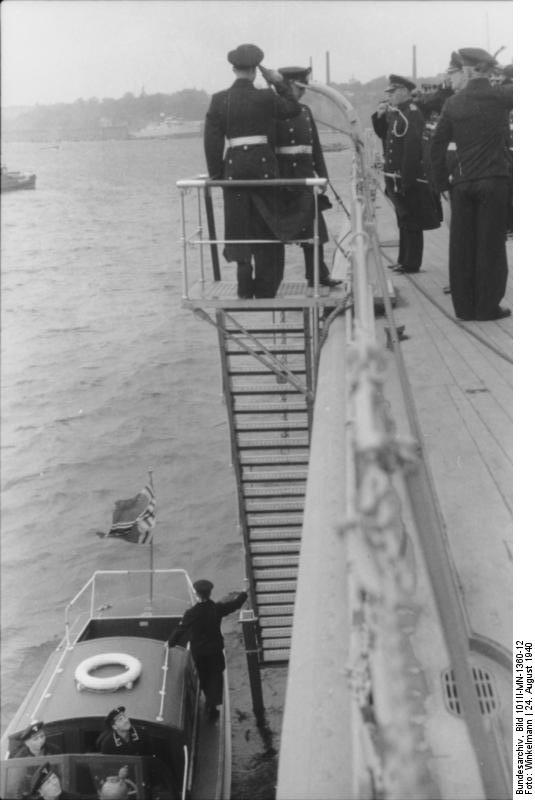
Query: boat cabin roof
xmin=5 ymin=637 xmax=196 ymax=747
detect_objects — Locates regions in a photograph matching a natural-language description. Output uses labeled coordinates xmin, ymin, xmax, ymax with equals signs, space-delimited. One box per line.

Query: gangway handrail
xmin=277 ymin=81 xmax=511 ymax=800
xmin=176 ymin=177 xmax=327 ymax=188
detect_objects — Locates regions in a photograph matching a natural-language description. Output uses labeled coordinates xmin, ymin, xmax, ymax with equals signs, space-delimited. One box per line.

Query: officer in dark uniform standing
xmin=372 ymin=74 xmax=439 ymax=274
xmin=274 ymin=66 xmax=341 ymax=288
xmin=168 ymin=579 xmax=247 ymax=721
xmin=430 ymin=47 xmax=513 ymax=320
xmin=204 ymin=44 xmax=301 ymax=298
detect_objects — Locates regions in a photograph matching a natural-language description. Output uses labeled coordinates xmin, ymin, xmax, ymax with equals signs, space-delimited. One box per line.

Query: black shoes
xmin=206 ymin=705 xmax=220 ymax=722
xmin=238 ymin=291 xmax=254 ymax=299
xmin=320 ymin=277 xmax=342 ymax=287
xmin=392 ymin=265 xmax=420 ymax=274
xmin=476 ymin=307 xmax=511 ymax=321
xmin=308 ymin=277 xmax=343 ymax=288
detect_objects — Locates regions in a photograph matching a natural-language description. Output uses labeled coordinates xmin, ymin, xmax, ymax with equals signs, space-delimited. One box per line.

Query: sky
xmin=1 ymin=0 xmax=515 ymax=107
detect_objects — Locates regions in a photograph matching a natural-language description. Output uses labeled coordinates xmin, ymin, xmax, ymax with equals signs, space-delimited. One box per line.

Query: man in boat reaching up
xmin=168 ymin=579 xmax=247 ymax=721
xmin=97 ymin=706 xmax=151 ymax=757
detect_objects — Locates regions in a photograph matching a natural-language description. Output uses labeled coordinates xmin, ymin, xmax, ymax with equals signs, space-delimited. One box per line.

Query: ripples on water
xmin=0 ymin=138 xmax=284 ymax=798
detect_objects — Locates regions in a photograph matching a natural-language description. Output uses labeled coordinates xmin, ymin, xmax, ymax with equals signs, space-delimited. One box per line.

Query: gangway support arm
xmin=240 ymin=609 xmax=265 ymax=725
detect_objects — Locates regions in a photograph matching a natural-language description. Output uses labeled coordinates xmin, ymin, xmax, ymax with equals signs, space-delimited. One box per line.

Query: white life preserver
xmin=75 ymin=652 xmax=142 ymax=692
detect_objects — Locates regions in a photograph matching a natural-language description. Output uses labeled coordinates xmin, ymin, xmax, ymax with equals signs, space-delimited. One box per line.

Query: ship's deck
xmin=372 ymin=197 xmax=512 ymax=656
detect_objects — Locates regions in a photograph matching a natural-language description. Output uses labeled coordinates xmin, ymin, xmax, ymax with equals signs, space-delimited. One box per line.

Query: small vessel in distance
xmin=1 ymin=166 xmax=36 ymax=192
xmin=130 ymin=116 xmax=203 ymax=140
xmin=0 ymin=569 xmax=231 ymax=800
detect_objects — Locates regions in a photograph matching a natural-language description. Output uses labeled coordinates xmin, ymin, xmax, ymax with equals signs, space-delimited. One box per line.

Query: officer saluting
xmin=204 ymin=44 xmax=301 ymax=298
xmin=274 ymin=66 xmax=341 ymax=288
xmin=372 ymin=74 xmax=440 ymax=274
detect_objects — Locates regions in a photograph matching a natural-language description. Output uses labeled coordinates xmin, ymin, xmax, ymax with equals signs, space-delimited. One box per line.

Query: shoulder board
xmin=409 ymin=103 xmax=419 ymax=111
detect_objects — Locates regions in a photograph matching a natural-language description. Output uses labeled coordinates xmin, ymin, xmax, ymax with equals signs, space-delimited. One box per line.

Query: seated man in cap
xmin=204 ymin=43 xmax=301 ymax=298
xmin=97 ymin=707 xmax=151 ymax=757
xmin=29 ymin=762 xmax=78 ymax=799
xmin=273 ymin=66 xmax=342 ymax=289
xmin=10 ymin=721 xmax=61 ymax=758
xmin=372 ymin=74 xmax=440 ymax=274
xmin=168 ymin=579 xmax=247 ymax=721
xmin=430 ymin=47 xmax=513 ymax=320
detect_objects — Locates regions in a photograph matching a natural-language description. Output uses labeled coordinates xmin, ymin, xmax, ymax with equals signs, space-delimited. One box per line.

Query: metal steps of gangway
xmin=219 ymin=307 xmax=314 ymax=665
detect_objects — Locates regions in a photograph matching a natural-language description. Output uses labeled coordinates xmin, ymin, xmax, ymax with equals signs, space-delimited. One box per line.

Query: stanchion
xmin=240 ymin=609 xmax=265 ymax=724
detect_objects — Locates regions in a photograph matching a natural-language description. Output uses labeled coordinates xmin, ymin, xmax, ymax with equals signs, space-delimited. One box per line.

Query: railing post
xmin=203 ymin=185 xmax=221 ymax=281
xmin=240 ymin=609 xmax=265 ymax=724
xmin=179 ymin=190 xmax=189 ymax=299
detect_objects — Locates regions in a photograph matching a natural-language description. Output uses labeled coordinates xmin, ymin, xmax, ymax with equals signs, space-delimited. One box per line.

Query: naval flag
xmin=108 ymin=481 xmax=156 ymax=544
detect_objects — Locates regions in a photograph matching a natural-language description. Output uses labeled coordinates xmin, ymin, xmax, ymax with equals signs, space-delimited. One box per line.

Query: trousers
xmin=449 ymin=178 xmax=509 ymax=320
xmin=194 ymin=651 xmax=226 ymax=707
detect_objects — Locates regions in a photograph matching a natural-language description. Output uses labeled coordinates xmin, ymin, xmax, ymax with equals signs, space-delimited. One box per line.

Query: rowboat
xmin=0 ymin=569 xmax=231 ymax=800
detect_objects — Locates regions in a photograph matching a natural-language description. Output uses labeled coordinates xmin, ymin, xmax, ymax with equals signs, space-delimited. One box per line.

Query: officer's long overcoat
xmin=274 ymin=103 xmax=329 ymax=242
xmin=372 ymin=100 xmax=440 ymax=231
xmin=204 ymin=78 xmax=300 ymax=261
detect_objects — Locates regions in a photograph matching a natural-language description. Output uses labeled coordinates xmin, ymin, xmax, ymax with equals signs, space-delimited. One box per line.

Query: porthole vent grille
xmin=442 ymin=666 xmax=497 ymax=717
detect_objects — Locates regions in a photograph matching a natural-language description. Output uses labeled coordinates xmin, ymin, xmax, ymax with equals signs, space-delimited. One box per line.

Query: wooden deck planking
xmin=376 ymin=210 xmax=513 ymax=653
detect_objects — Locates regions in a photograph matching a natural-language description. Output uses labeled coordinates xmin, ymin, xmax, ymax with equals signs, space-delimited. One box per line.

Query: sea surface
xmin=0 ymin=137 xmax=283 ymax=798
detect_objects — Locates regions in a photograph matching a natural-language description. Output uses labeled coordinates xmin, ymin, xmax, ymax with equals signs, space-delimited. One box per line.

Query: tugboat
xmin=1 ymin=166 xmax=37 ymax=193
xmin=0 ymin=569 xmax=232 ymax=799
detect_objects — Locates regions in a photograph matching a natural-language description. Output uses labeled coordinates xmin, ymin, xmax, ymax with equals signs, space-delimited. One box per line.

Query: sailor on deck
xmin=274 ymin=66 xmax=341 ymax=288
xmin=204 ymin=43 xmax=301 ymax=298
xmin=372 ymin=74 xmax=440 ymax=273
xmin=430 ymin=47 xmax=513 ymax=320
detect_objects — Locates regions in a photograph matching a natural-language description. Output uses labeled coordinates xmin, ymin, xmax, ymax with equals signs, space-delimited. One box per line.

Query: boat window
xmin=2 ymin=759 xmax=65 ymax=799
xmin=147 ymin=757 xmax=176 ymax=800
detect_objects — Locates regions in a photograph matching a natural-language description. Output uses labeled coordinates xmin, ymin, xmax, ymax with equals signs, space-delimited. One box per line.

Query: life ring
xmin=75 ymin=652 xmax=142 ymax=692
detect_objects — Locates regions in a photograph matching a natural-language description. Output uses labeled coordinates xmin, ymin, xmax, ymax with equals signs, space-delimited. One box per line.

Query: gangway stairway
xmin=214 ymin=305 xmax=320 ymax=665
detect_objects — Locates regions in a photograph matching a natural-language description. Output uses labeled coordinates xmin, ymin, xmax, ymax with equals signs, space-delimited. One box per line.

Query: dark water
xmin=0 ymin=137 xmax=285 ymax=798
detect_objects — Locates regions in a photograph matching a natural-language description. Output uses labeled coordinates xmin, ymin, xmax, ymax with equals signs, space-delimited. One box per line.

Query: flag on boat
xmin=107 ymin=481 xmax=156 ymax=544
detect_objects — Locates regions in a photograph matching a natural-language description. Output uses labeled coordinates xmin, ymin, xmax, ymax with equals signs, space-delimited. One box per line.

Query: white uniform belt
xmin=227 ymin=136 xmax=268 ymax=147
xmin=275 ymin=145 xmax=313 ymax=155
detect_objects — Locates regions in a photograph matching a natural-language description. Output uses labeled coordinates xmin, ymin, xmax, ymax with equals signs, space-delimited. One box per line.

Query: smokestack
xmin=412 ymin=45 xmax=417 ymax=81
xmin=326 ymin=51 xmax=330 ymax=85
xmin=309 ymin=55 xmax=313 ymax=79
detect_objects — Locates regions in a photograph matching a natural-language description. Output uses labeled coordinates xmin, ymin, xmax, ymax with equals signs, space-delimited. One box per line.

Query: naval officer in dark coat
xmin=372 ymin=74 xmax=440 ymax=273
xmin=204 ymin=44 xmax=301 ymax=298
xmin=168 ymin=579 xmax=247 ymax=721
xmin=274 ymin=66 xmax=341 ymax=288
xmin=430 ymin=47 xmax=513 ymax=320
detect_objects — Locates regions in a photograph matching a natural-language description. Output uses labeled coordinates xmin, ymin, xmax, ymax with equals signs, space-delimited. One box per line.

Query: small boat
xmin=0 ymin=569 xmax=231 ymax=799
xmin=130 ymin=117 xmax=203 ymax=140
xmin=1 ymin=166 xmax=37 ymax=192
